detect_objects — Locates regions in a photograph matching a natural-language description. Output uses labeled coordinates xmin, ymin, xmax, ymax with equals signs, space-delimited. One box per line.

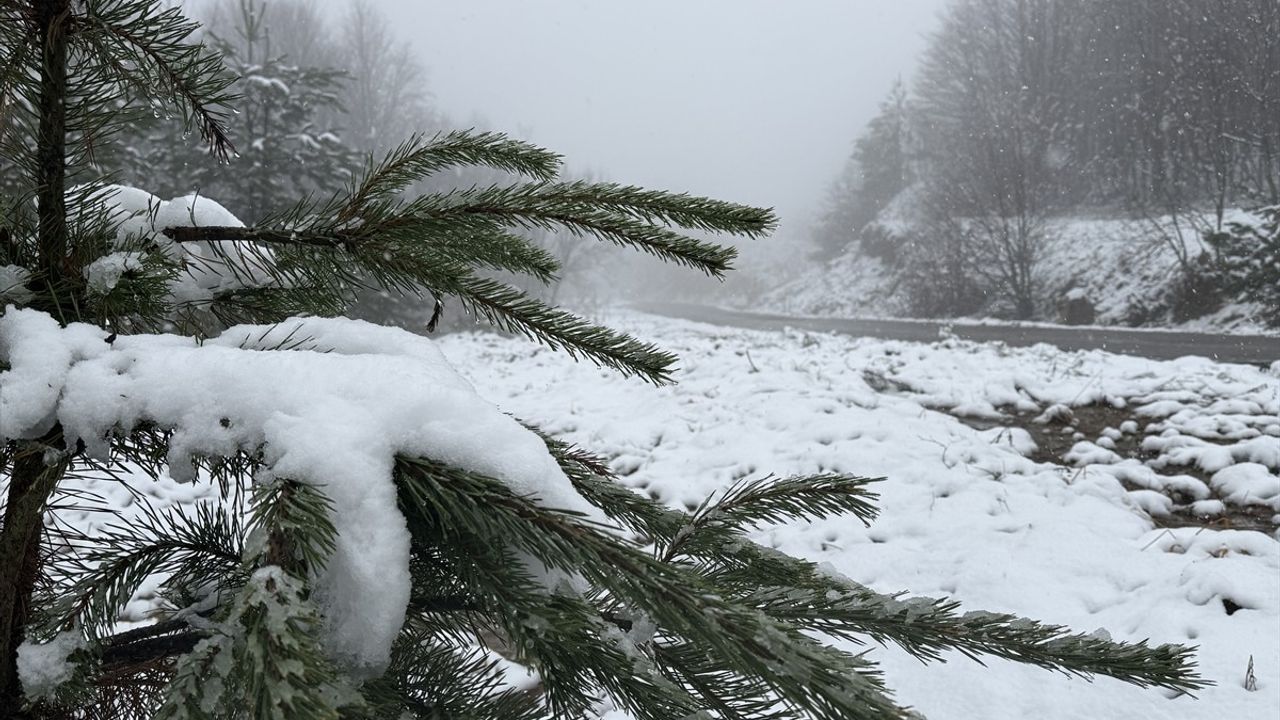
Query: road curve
xmin=636 ymin=303 xmax=1280 ymax=367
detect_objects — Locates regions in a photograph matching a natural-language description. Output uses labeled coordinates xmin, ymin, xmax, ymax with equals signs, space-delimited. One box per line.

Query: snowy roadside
xmin=438 ymin=311 xmax=1279 ymax=720
xmin=737 ymin=305 xmax=1280 ymax=338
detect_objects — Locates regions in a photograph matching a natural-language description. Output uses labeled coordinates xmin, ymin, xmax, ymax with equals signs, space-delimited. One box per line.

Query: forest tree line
xmin=816 ymin=0 xmax=1280 ymax=322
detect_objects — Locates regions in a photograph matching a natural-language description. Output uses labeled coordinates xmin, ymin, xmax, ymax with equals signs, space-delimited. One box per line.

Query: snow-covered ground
xmin=436 ymin=311 xmax=1279 ymax=720
xmin=34 ymin=310 xmax=1278 ymax=718
xmin=763 ymin=210 xmax=1276 ymax=336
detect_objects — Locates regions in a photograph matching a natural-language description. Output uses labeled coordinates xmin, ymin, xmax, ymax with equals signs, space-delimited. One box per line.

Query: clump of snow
xmin=0 ymin=308 xmax=604 ymax=673
xmin=1211 ymin=464 xmax=1280 ymax=508
xmin=83 ymin=251 xmax=145 ymax=294
xmin=90 ymin=185 xmax=161 ymax=239
xmin=244 ymin=74 xmax=290 ymax=94
xmin=1191 ymin=499 xmax=1226 ymax=517
xmin=0 ymin=265 xmax=33 ymax=304
xmin=1033 ymin=404 xmax=1074 ymax=425
xmin=1065 ymin=441 xmax=1123 ymax=467
xmin=977 ymin=427 xmax=1038 ymax=456
xmin=17 ymin=630 xmax=85 ymax=701
xmin=86 ymin=185 xmax=277 ymax=306
xmin=0 ymin=307 xmax=103 ymax=438
xmin=1153 ymin=435 xmax=1280 ymax=475
xmin=1126 ymin=490 xmax=1173 ymax=517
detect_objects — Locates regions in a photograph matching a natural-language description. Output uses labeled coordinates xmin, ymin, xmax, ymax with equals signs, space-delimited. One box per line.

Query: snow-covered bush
xmin=1207 ymin=207 xmax=1280 ymax=326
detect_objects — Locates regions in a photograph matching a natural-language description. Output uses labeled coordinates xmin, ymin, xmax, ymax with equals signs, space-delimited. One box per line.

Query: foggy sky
xmin=380 ymin=1 xmax=947 ymax=236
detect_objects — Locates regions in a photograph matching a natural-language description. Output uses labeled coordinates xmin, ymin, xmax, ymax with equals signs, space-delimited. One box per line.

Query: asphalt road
xmin=636 ymin=303 xmax=1280 ymax=367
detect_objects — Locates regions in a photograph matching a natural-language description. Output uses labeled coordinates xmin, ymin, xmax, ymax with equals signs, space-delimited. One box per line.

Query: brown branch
xmin=100 ymin=628 xmax=204 ymax=671
xmin=94 ymin=616 xmax=219 ymax=680
xmin=162 ymin=225 xmax=356 ymax=249
xmin=102 ymin=618 xmax=191 ymax=648
xmin=1 ymin=6 xmax=73 ymax=713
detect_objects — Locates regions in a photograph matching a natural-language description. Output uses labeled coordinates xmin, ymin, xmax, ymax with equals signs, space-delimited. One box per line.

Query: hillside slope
xmin=762 ymin=210 xmax=1274 ymax=335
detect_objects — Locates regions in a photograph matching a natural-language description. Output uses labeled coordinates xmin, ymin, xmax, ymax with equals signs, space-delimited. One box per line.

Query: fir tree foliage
xmin=1206 ymin=205 xmax=1280 ymax=324
xmin=134 ymin=0 xmax=360 ymax=224
xmin=0 ymin=2 xmax=1208 ymax=719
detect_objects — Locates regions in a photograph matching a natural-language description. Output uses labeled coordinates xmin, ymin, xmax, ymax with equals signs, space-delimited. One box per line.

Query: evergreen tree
xmin=0 ymin=2 xmax=1207 ymax=719
xmin=125 ymin=0 xmax=360 ymax=224
xmin=811 ymin=82 xmax=910 ymax=262
xmin=852 ymin=82 xmax=911 ymax=231
xmin=199 ymin=0 xmax=340 ymax=74
xmin=1206 ymin=205 xmax=1280 ymax=324
xmin=810 ymin=155 xmax=866 ymax=261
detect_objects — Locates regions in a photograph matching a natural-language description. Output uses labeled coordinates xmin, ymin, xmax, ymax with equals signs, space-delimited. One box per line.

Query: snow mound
xmin=83 ymin=252 xmax=145 ymax=294
xmin=0 ymin=307 xmax=601 ymax=672
xmin=1211 ymin=464 xmax=1280 ymax=507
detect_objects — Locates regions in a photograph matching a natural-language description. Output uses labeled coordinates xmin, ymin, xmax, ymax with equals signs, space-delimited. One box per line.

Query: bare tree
xmin=333 ymin=0 xmax=442 ymax=154
xmin=1237 ymin=0 xmax=1280 ymax=204
xmin=199 ymin=0 xmax=337 ymax=68
xmin=912 ymin=0 xmax=1078 ymax=319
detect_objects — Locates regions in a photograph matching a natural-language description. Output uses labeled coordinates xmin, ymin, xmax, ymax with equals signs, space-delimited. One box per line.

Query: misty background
xmin=112 ymin=0 xmax=1278 ymax=331
xmin=385 ymin=0 xmax=947 ymax=228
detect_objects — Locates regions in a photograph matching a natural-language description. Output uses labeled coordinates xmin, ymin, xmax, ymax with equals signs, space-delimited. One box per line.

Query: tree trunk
xmin=0 ymin=1 xmax=72 ymax=713
xmin=0 ymin=433 xmax=67 ymax=714
xmin=35 ymin=0 xmax=71 ymax=295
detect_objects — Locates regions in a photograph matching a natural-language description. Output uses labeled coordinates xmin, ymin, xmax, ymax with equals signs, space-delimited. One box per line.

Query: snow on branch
xmin=0 ymin=307 xmax=604 ymax=672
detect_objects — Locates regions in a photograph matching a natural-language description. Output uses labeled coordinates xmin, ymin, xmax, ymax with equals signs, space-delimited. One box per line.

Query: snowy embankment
xmin=436 ymin=312 xmax=1278 ymax=720
xmin=763 ymin=211 xmax=1275 ymax=335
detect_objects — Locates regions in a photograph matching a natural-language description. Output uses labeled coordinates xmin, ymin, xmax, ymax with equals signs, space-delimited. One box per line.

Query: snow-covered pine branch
xmin=0 ymin=305 xmax=605 ymax=674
